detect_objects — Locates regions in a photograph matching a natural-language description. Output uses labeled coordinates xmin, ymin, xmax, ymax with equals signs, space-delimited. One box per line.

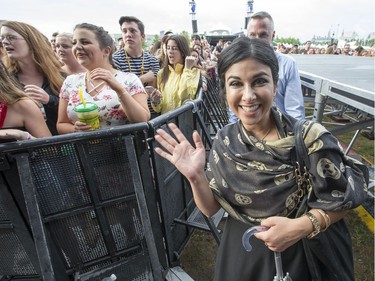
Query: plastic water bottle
xmin=101 ymin=274 xmax=117 ymax=281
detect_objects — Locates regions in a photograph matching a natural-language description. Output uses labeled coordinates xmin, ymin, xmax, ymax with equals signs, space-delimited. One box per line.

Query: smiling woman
xmin=153 ymin=37 xmax=369 ymax=281
xmin=57 ymin=23 xmax=150 ymax=134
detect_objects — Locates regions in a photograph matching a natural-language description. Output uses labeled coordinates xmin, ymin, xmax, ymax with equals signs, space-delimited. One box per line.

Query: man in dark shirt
xmin=113 ymin=16 xmax=159 ymax=85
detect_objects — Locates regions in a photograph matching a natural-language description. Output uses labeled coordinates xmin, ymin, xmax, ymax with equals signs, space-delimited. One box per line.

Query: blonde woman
xmin=1 ymin=21 xmax=65 ymax=135
xmin=55 ymin=32 xmax=86 ymax=75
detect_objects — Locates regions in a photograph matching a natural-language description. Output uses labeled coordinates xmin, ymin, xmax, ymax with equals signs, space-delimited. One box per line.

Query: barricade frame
xmin=0 ymin=124 xmax=164 ymax=281
xmin=0 ymin=81 xmax=228 ymax=279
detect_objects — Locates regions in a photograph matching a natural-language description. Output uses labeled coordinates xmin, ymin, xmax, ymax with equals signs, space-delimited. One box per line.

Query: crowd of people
xmin=0 ymin=13 xmax=370 ymax=281
xmin=0 ymin=17 xmax=211 ymax=139
xmin=1 ymin=16 xmax=371 ymax=141
xmin=276 ymin=40 xmax=375 ymax=56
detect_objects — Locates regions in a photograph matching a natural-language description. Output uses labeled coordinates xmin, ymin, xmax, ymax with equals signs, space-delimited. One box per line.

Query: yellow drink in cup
xmin=73 ymin=102 xmax=100 ymax=130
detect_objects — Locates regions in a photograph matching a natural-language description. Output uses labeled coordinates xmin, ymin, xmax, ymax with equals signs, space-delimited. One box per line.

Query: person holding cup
xmin=57 ymin=23 xmax=150 ymax=134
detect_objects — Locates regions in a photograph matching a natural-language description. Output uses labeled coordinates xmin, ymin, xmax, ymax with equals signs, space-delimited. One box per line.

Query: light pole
xmin=245 ymin=0 xmax=254 ymax=30
xmin=189 ymin=0 xmax=198 ymax=34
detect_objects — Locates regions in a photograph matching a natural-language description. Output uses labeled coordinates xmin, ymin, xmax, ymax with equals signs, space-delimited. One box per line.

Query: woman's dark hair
xmin=191 ymin=34 xmax=201 ymax=41
xmin=190 ymin=48 xmax=203 ymax=67
xmin=74 ymin=23 xmax=115 ymax=67
xmin=159 ymin=35 xmax=191 ymax=89
xmin=217 ymin=37 xmax=279 ymax=95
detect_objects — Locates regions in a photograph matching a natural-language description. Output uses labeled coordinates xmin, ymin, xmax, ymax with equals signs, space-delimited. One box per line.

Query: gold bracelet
xmin=305 ymin=211 xmax=321 ymax=239
xmin=315 ymin=209 xmax=331 ymax=232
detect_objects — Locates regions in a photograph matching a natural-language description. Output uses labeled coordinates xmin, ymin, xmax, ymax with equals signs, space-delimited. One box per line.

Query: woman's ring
xmin=265 ymin=242 xmax=268 ymax=247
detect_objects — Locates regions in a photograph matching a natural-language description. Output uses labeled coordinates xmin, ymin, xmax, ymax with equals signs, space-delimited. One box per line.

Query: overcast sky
xmin=2 ymin=0 xmax=374 ymax=43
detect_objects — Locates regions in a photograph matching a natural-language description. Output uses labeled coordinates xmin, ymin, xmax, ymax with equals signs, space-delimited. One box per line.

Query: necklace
xmin=260 ymin=126 xmax=273 ymax=143
xmin=88 ymin=79 xmax=105 ymax=95
xmin=85 ymin=72 xmax=106 ymax=95
xmin=124 ymin=49 xmax=145 ymax=74
xmin=276 ymin=127 xmax=282 ymax=140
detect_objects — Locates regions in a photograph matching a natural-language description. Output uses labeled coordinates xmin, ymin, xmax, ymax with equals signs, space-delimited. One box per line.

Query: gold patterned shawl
xmin=206 ymin=107 xmax=369 ymax=225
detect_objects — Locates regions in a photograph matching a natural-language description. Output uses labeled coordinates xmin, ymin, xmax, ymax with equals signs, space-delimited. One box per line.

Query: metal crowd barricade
xmin=0 ymin=174 xmax=41 ymax=280
xmin=0 ymin=124 xmax=164 ymax=281
xmin=0 ymin=77 xmax=228 ymax=280
xmin=146 ymin=89 xmax=225 ymax=268
xmin=203 ymin=75 xmax=228 ymax=131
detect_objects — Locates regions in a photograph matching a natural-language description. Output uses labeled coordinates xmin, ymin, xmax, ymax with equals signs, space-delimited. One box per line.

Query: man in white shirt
xmin=229 ymin=11 xmax=305 ymax=122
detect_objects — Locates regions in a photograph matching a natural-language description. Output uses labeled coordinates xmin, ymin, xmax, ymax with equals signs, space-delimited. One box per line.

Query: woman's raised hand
xmin=24 ymin=85 xmax=50 ymax=104
xmin=145 ymin=86 xmax=162 ymax=104
xmin=90 ymin=68 xmax=123 ymax=93
xmin=184 ymin=55 xmax=197 ymax=70
xmin=154 ymin=123 xmax=206 ymax=181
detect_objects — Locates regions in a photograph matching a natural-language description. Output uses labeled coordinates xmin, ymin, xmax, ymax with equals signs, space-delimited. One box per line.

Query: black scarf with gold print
xmin=206 ymin=107 xmax=369 ymax=225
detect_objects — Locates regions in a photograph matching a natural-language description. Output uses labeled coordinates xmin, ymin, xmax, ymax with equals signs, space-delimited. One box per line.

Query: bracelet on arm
xmin=314 ymin=209 xmax=331 ymax=232
xmin=304 ymin=211 xmax=321 ymax=239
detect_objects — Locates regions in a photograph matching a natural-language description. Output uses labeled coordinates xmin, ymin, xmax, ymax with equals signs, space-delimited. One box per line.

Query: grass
xmin=180 ymin=230 xmax=218 ymax=280
xmin=339 ymin=131 xmax=374 ymax=163
xmin=347 ymin=209 xmax=374 ymax=281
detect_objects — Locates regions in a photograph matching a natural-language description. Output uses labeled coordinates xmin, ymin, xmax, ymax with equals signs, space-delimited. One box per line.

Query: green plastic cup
xmin=73 ymin=102 xmax=100 ymax=130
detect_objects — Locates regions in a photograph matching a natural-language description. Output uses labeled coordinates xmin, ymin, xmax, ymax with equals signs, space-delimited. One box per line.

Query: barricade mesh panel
xmin=22 ymin=135 xmax=156 ymax=278
xmin=0 ymin=202 xmax=9 ymax=221
xmin=79 ymin=254 xmax=153 ymax=281
xmin=29 ymin=144 xmax=91 ymax=215
xmin=49 ymin=211 xmax=108 ymax=267
xmin=150 ymin=121 xmax=196 ymax=263
xmin=0 ymin=232 xmax=38 ymax=275
xmin=0 ymin=190 xmax=38 ymax=276
xmin=85 ymin=138 xmax=134 ymax=200
xmin=104 ymin=201 xmax=144 ymax=251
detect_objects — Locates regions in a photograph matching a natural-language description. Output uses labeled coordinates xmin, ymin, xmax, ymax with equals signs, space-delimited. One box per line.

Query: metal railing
xmin=300 ymin=70 xmax=374 ymax=155
xmin=0 ymin=78 xmax=228 ymax=280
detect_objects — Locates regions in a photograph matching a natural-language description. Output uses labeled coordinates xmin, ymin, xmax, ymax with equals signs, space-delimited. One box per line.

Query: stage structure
xmin=189 ymin=0 xmax=198 ymax=34
xmin=245 ymin=0 xmax=254 ymax=29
